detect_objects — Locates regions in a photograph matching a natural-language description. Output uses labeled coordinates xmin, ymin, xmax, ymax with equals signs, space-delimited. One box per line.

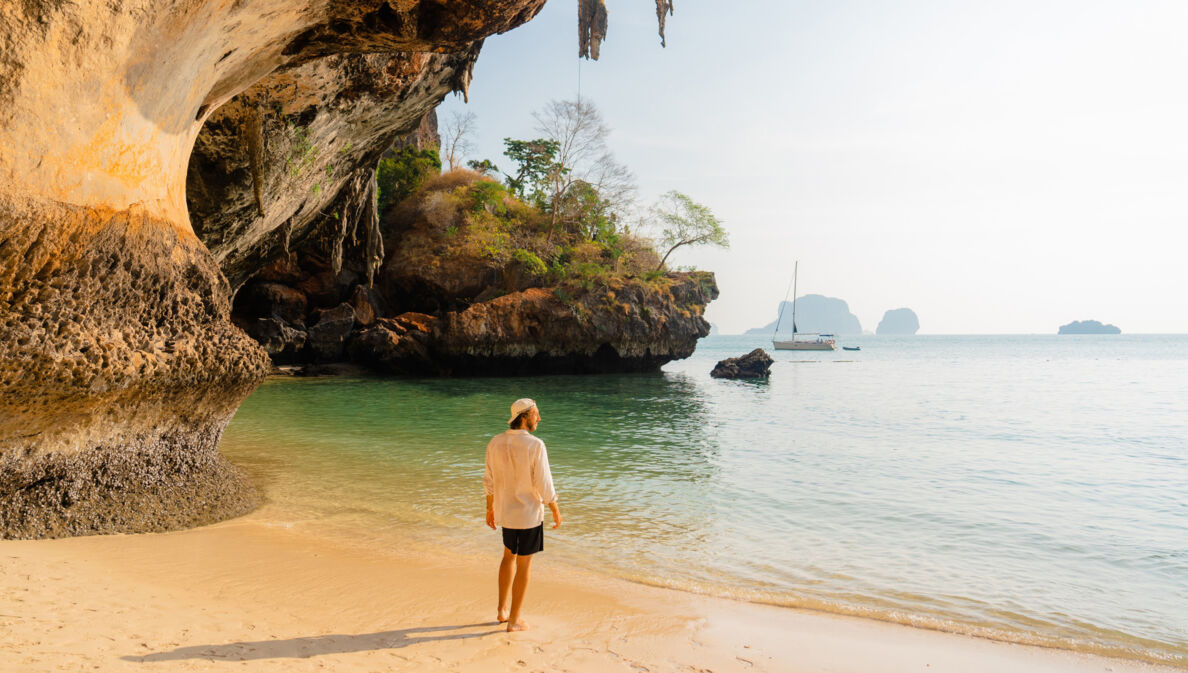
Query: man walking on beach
xmin=484 ymin=398 xmax=562 ymax=632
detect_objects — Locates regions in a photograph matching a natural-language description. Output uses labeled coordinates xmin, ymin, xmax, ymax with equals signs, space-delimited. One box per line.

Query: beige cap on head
xmin=508 ymin=398 xmax=537 ymax=424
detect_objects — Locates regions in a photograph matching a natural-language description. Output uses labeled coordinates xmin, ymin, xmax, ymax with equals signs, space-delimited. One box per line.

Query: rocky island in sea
xmin=746 ymin=295 xmax=863 ymax=336
xmin=876 ymin=308 xmax=920 ymax=335
xmin=1058 ymin=320 xmax=1121 ymax=334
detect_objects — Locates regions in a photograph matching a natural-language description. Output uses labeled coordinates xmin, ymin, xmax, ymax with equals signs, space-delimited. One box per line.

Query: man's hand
xmin=486 ymin=508 xmax=496 ymax=530
xmin=549 ymin=502 xmax=562 ymax=529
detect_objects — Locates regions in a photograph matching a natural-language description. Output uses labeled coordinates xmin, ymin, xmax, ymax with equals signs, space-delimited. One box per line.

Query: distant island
xmin=876 ymin=308 xmax=920 ymax=335
xmin=746 ymin=295 xmax=862 ymax=336
xmin=1058 ymin=320 xmax=1121 ymax=335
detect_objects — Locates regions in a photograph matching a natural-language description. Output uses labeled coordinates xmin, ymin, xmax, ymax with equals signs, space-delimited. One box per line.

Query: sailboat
xmin=772 ymin=261 xmax=837 ymax=351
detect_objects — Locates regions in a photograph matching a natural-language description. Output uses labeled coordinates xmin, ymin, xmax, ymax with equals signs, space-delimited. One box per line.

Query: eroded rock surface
xmin=710 ymin=349 xmax=774 ymax=379
xmin=189 ymin=54 xmax=473 ymax=289
xmin=0 ymin=0 xmax=545 ymax=538
xmin=353 ymin=273 xmax=718 ymax=376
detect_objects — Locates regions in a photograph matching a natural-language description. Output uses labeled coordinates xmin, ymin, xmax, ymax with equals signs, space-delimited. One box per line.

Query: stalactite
xmin=577 ymin=0 xmax=672 ymax=59
xmin=244 ymin=106 xmax=266 ymax=217
xmin=656 ymin=0 xmax=674 ymax=48
xmin=332 ymin=198 xmax=348 ymax=276
xmin=363 ymin=171 xmax=383 ymax=287
xmin=578 ymin=0 xmax=608 ymax=60
xmin=450 ymin=43 xmax=482 ymax=102
xmin=325 ymin=168 xmax=380 ymax=280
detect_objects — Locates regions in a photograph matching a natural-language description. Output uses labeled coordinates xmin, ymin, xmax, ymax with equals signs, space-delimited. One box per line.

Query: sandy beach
xmin=1 ymin=512 xmax=1179 ymax=673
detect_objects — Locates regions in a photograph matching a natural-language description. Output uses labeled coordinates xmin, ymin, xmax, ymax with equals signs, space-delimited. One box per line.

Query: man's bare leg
xmin=507 ymin=553 xmax=534 ymax=632
xmin=497 ymin=547 xmax=515 ymax=622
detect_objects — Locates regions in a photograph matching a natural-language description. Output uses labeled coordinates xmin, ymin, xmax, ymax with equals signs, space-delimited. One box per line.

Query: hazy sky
xmin=438 ymin=0 xmax=1188 ymax=334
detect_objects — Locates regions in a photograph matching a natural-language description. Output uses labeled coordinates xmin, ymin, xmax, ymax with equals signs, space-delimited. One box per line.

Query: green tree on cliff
xmin=493 ymin=99 xmax=635 ymax=243
xmin=650 ymin=190 xmax=729 ymax=271
xmin=532 ymin=98 xmax=635 ymax=236
xmin=376 ymin=146 xmax=441 ymax=213
xmin=500 ymin=137 xmax=562 ymax=208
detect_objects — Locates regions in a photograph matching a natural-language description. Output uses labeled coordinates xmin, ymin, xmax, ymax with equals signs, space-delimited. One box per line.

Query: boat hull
xmin=772 ymin=340 xmax=836 ymax=351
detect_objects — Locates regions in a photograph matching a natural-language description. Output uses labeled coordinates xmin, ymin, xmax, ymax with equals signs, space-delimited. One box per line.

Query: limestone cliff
xmin=0 ymin=0 xmax=545 ymax=538
xmin=232 ymin=171 xmax=718 ymax=375
xmin=876 ymin=308 xmax=920 ymax=336
xmin=747 ymin=296 xmax=864 ymax=336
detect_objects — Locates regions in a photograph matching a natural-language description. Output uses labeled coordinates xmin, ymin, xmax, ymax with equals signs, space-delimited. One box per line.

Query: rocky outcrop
xmin=421 ymin=273 xmax=718 ymax=375
xmin=243 ymin=261 xmax=718 ymax=376
xmin=232 ymin=169 xmax=717 ymax=376
xmin=710 ymin=349 xmax=774 ymax=379
xmin=0 ymin=0 xmax=546 ymax=538
xmin=748 ymin=295 xmax=863 ymax=336
xmin=876 ymin=308 xmax=920 ymax=335
xmin=1058 ymin=320 xmax=1121 ymax=335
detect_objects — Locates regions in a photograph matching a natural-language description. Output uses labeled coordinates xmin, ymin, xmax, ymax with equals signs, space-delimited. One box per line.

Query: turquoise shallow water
xmin=221 ymin=334 xmax=1188 ymax=666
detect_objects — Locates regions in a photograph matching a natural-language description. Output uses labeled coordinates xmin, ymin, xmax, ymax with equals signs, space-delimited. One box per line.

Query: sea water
xmin=220 ymin=335 xmax=1188 ymax=666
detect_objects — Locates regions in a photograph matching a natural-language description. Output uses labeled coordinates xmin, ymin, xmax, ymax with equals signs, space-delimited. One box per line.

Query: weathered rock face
xmin=189 ymin=54 xmax=471 ymax=290
xmin=238 ymin=245 xmax=718 ymax=376
xmin=710 ymin=349 xmax=774 ymax=379
xmin=0 ymin=200 xmax=268 ymax=537
xmin=0 ymin=0 xmax=545 ymax=538
xmin=428 ymin=273 xmax=718 ymax=375
xmin=344 ymin=273 xmax=718 ymax=376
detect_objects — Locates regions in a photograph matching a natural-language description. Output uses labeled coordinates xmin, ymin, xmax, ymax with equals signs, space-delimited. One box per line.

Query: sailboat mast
xmin=792 ymin=260 xmax=799 ymax=335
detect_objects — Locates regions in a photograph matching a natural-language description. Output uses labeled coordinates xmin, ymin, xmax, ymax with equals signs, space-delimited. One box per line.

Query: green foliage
xmin=376 ymin=146 xmax=442 ymax=213
xmin=468 ymin=180 xmax=509 ymax=215
xmin=512 ymin=249 xmax=548 ymax=277
xmin=501 ymin=138 xmax=562 ymax=207
xmin=652 ymin=190 xmax=729 ymax=271
xmin=285 ymin=122 xmax=320 ymax=177
xmin=466 ymin=158 xmax=500 ymax=176
xmin=558 ymin=180 xmax=617 ymax=242
xmin=552 ymin=287 xmax=574 ymax=305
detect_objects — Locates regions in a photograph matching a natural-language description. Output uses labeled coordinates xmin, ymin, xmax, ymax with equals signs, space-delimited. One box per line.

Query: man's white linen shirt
xmin=483 ymin=429 xmax=557 ymax=529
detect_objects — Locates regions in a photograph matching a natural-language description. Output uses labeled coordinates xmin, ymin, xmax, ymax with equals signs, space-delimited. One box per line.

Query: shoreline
xmin=2 ymin=511 xmax=1181 ymax=673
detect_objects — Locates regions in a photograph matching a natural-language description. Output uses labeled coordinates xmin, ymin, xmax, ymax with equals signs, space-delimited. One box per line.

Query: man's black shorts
xmin=502 ymin=524 xmax=544 ymax=555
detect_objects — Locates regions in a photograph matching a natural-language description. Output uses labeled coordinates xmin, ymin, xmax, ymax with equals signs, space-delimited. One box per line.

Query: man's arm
xmin=547 ymin=500 xmax=562 ymax=529
xmin=535 ymin=441 xmax=560 ymax=529
xmin=483 ymin=439 xmax=496 ymax=530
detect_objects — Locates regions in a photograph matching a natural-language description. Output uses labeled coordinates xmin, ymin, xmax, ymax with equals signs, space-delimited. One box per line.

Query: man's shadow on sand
xmin=121 ymin=623 xmax=503 ymax=662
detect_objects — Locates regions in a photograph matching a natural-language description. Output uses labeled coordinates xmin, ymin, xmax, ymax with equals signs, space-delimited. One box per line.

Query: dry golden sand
xmin=0 ymin=516 xmax=1180 ymax=673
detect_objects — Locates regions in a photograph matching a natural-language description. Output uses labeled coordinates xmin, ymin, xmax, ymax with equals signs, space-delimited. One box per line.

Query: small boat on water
xmin=842 ymin=346 xmax=861 ymax=351
xmin=772 ymin=261 xmax=837 ymax=351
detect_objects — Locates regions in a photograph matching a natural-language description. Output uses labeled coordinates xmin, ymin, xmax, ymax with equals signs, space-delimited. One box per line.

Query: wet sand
xmin=0 ymin=517 xmax=1179 ymax=673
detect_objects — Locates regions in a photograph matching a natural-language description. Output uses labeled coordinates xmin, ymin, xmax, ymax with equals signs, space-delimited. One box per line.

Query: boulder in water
xmin=711 ymin=349 xmax=774 ymax=379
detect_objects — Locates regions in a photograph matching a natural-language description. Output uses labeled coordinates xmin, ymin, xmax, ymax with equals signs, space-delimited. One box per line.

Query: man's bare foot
xmin=506 ymin=619 xmax=530 ymax=632
xmin=497 ymin=610 xmax=509 ymax=623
